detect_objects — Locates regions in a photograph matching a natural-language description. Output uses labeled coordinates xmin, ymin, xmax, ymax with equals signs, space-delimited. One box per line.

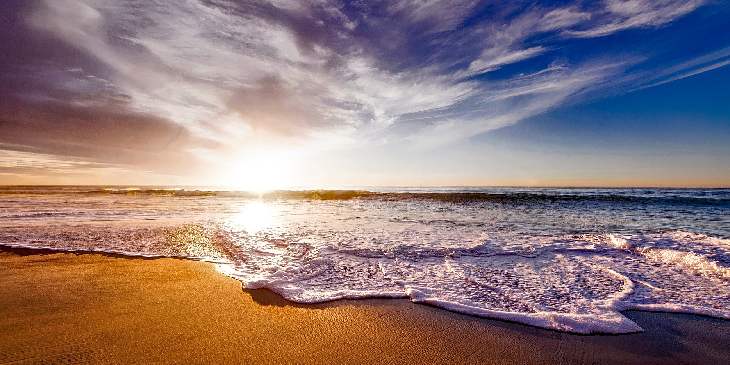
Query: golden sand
xmin=1 ymin=250 xmax=728 ymax=364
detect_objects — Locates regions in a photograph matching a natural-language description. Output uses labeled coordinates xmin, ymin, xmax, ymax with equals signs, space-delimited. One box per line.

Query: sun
xmin=223 ymin=147 xmax=299 ymax=193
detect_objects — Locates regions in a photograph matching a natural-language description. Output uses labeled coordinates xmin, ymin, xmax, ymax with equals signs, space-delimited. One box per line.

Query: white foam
xmin=607 ymin=234 xmax=633 ymax=250
xmin=637 ymin=248 xmax=730 ymax=279
xmin=626 ymin=303 xmax=730 ymax=320
xmin=404 ymin=286 xmax=643 ymax=334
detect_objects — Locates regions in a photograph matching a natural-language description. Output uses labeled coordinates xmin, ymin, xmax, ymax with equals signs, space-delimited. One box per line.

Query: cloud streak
xmin=0 ymin=0 xmax=722 ymax=183
xmin=634 ymin=47 xmax=730 ymax=90
xmin=565 ymin=0 xmax=705 ymax=38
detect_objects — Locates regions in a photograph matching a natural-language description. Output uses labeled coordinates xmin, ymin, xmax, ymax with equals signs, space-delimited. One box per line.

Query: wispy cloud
xmin=634 ymin=47 xmax=730 ymax=90
xmin=400 ymin=61 xmax=627 ymax=147
xmin=0 ymin=0 xmax=722 ymax=182
xmin=386 ymin=0 xmax=479 ymax=32
xmin=566 ymin=0 xmax=706 ymax=38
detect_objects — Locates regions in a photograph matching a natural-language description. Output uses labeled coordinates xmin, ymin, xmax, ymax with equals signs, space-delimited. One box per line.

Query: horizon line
xmin=1 ymin=184 xmax=728 ymax=190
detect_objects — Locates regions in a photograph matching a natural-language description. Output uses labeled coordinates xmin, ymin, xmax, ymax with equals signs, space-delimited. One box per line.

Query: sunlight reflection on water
xmin=228 ymin=200 xmax=279 ymax=234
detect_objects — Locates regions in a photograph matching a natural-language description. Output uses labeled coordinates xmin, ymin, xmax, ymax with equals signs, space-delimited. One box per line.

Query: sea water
xmin=1 ymin=186 xmax=728 ymax=333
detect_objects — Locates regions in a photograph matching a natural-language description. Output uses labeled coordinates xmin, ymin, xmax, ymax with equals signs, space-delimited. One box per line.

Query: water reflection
xmin=228 ymin=200 xmax=278 ymax=234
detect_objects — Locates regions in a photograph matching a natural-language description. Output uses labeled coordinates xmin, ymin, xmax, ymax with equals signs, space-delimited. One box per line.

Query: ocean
xmin=1 ymin=186 xmax=728 ymax=334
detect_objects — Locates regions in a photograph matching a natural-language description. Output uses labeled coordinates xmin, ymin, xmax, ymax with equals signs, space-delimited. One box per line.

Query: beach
xmin=1 ymin=248 xmax=728 ymax=364
xmin=3 ymin=0 xmax=729 ymax=362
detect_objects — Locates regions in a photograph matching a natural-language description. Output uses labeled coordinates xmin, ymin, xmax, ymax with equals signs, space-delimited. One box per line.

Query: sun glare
xmin=224 ymin=148 xmax=300 ymax=193
xmin=229 ymin=200 xmax=278 ymax=234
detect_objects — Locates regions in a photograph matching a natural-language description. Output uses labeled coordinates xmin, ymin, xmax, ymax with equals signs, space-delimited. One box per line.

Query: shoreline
xmin=1 ymin=249 xmax=728 ymax=364
xmin=3 ymin=244 xmax=727 ymax=333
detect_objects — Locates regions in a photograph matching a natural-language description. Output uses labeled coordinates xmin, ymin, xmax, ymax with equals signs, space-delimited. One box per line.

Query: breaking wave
xmin=1 ymin=186 xmax=728 ymax=206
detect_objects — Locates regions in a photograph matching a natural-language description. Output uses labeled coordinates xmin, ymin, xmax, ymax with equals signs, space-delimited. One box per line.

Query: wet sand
xmin=1 ymin=248 xmax=728 ymax=364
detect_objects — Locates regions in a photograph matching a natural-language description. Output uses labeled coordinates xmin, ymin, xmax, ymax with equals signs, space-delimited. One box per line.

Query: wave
xmin=2 ymin=229 xmax=729 ymax=334
xmin=1 ymin=186 xmax=728 ymax=205
xmin=0 ymin=186 xmax=377 ymax=200
xmin=603 ymin=233 xmax=730 ymax=279
xmin=1 ymin=187 xmax=728 ymax=334
xmin=373 ymin=192 xmax=730 ymax=206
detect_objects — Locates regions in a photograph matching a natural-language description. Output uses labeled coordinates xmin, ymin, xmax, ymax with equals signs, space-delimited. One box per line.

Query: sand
xmin=1 ymin=249 xmax=728 ymax=364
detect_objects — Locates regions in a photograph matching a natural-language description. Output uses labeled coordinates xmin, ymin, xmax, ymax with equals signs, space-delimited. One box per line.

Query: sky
xmin=0 ymin=0 xmax=728 ymax=188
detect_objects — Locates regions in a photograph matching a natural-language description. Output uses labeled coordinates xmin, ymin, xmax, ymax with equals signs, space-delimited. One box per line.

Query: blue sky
xmin=0 ymin=0 xmax=728 ymax=187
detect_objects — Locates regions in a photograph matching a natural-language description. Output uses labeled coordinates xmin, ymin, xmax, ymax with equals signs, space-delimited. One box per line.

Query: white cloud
xmin=455 ymin=5 xmax=593 ymax=78
xmin=405 ymin=61 xmax=625 ymax=147
xmin=387 ymin=0 xmax=479 ymax=32
xmin=23 ymin=0 xmax=711 ymax=156
xmin=566 ymin=0 xmax=705 ymax=38
xmin=27 ymin=0 xmax=487 ymax=146
xmin=465 ymin=46 xmax=546 ymax=77
xmin=539 ymin=7 xmax=592 ymax=31
xmin=635 ymin=47 xmax=730 ymax=90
